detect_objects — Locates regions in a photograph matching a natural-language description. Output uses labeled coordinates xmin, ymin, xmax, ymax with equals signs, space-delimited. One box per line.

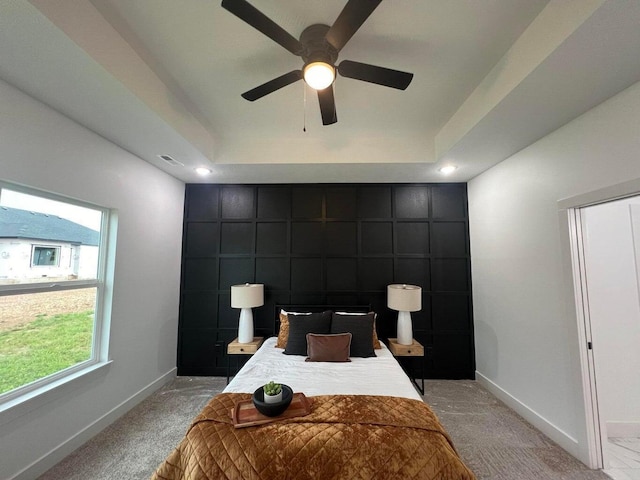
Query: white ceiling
xmin=2 ymin=0 xmax=640 ymax=183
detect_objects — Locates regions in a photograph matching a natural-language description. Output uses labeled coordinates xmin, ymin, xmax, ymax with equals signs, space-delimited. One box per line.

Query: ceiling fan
xmin=221 ymin=0 xmax=414 ymax=126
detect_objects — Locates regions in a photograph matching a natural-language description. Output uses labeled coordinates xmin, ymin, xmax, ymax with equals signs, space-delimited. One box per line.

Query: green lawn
xmin=0 ymin=311 xmax=94 ymax=395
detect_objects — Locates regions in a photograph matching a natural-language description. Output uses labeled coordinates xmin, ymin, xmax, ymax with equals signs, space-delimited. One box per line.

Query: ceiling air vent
xmin=157 ymin=154 xmax=184 ymax=167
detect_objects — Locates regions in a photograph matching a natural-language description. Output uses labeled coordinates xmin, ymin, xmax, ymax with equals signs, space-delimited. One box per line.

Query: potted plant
xmin=263 ymin=381 xmax=282 ymax=404
xmin=253 ymin=382 xmax=292 ymax=416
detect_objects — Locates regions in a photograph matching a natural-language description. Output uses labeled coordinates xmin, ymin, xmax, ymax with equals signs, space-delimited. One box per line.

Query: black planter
xmin=252 ymin=384 xmax=293 ymax=417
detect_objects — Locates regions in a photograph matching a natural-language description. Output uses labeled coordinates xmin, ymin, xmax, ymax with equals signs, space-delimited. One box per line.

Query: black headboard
xmin=274 ymin=304 xmax=371 ymax=333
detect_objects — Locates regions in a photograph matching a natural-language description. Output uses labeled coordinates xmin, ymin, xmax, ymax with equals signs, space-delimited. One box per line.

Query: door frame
xmin=559 ymin=177 xmax=640 ymax=469
xmin=567 ymin=206 xmax=604 ymax=469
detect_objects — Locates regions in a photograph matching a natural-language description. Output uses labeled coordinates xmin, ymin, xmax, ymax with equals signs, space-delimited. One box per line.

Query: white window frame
xmin=0 ymin=181 xmax=113 ymax=412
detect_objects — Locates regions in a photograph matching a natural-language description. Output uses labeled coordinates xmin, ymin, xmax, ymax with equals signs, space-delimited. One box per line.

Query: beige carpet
xmin=38 ymin=378 xmax=609 ymax=480
xmin=422 ymin=381 xmax=608 ymax=480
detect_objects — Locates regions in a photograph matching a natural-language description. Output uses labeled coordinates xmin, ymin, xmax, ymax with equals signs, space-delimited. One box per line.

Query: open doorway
xmin=572 ymin=195 xmax=640 ymax=478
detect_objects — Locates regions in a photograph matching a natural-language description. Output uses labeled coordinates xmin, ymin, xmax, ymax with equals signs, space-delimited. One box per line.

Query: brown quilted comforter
xmin=151 ymin=393 xmax=476 ymax=480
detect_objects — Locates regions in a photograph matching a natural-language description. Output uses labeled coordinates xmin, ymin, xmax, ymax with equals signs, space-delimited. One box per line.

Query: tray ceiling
xmin=2 ymin=0 xmax=640 ymax=183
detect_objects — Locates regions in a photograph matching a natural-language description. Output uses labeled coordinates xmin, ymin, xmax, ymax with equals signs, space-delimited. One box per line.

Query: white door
xmin=579 ymin=196 xmax=640 ymax=470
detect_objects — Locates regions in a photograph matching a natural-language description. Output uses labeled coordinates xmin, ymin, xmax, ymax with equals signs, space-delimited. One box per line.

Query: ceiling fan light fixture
xmin=303 ymin=61 xmax=335 ymax=90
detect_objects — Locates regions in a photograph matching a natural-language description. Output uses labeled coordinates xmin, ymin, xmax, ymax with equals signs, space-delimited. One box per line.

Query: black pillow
xmin=330 ymin=312 xmax=376 ymax=357
xmin=283 ymin=311 xmax=332 ymax=356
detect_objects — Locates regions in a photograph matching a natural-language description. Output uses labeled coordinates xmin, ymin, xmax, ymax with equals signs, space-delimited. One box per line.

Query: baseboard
xmin=606 ymin=421 xmax=640 ymax=438
xmin=10 ymin=368 xmax=177 ymax=480
xmin=476 ymin=371 xmax=582 ymax=460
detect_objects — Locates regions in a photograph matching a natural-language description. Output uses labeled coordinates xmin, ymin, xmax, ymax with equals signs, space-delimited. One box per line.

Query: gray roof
xmin=0 ymin=206 xmax=100 ymax=246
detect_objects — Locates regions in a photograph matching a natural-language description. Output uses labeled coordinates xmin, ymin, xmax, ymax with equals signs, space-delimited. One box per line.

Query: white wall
xmin=581 ymin=198 xmax=640 ymax=438
xmin=0 ymin=78 xmax=185 ymax=479
xmin=468 ymin=79 xmax=640 ymax=464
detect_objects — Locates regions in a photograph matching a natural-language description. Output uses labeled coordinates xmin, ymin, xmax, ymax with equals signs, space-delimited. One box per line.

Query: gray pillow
xmin=283 ymin=311 xmax=332 ymax=356
xmin=330 ymin=312 xmax=376 ymax=357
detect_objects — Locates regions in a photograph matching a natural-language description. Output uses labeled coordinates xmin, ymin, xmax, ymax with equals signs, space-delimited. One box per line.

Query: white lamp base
xmin=238 ymin=308 xmax=254 ymax=343
xmin=397 ymin=311 xmax=413 ymax=345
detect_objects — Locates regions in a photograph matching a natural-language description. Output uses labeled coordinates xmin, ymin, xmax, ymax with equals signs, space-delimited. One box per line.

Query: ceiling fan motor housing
xmin=300 ymin=24 xmax=338 ymax=67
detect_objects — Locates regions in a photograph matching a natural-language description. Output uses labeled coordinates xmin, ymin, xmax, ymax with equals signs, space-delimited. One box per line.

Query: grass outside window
xmin=0 ymin=311 xmax=94 ymax=394
xmin=0 ymin=288 xmax=97 ymax=396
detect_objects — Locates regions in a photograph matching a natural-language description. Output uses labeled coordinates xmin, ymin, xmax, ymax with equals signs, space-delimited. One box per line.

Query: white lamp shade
xmin=231 ymin=283 xmax=264 ymax=308
xmin=387 ymin=284 xmax=422 ymax=312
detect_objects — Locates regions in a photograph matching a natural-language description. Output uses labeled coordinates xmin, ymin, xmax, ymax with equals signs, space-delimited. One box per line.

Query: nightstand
xmin=226 ymin=337 xmax=264 ymax=384
xmin=387 ymin=338 xmax=425 ymax=395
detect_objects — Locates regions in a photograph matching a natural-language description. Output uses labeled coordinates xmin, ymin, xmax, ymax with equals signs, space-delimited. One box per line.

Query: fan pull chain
xmin=303 ymin=82 xmax=307 ymax=132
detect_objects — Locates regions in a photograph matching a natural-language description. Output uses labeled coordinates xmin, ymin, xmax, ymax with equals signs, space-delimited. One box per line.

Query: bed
xmin=151 ymin=306 xmax=475 ymax=480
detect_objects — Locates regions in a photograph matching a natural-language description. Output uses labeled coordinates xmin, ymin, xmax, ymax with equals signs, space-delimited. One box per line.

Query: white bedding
xmin=224 ymin=336 xmax=422 ymax=401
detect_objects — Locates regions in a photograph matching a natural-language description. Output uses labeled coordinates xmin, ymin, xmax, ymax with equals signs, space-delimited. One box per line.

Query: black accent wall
xmin=178 ymin=183 xmax=474 ymax=379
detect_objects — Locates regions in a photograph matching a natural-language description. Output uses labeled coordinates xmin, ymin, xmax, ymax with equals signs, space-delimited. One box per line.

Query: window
xmin=0 ymin=183 xmax=110 ymax=400
xmin=32 ymin=246 xmax=60 ymax=267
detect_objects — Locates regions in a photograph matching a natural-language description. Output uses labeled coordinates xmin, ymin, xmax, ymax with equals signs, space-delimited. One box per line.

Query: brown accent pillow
xmin=275 ymin=312 xmax=289 ymax=348
xmin=334 ymin=311 xmax=381 ymax=349
xmin=372 ymin=313 xmax=381 ymax=349
xmin=305 ymin=333 xmax=352 ymax=362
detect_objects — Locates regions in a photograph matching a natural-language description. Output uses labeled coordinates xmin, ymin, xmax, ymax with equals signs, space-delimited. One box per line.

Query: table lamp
xmin=387 ymin=284 xmax=422 ymax=345
xmin=231 ymin=283 xmax=264 ymax=343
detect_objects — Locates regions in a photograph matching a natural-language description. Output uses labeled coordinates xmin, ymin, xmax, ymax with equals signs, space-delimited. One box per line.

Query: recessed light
xmin=438 ymin=165 xmax=457 ymax=175
xmin=195 ymin=167 xmax=212 ymax=176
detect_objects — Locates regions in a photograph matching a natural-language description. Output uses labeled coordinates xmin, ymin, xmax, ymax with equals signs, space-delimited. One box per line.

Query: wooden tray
xmin=231 ymin=392 xmax=313 ymax=428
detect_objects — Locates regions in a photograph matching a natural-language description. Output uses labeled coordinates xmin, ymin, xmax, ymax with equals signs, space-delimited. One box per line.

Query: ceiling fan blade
xmin=241 ymin=70 xmax=302 ymax=101
xmin=338 ymin=60 xmax=413 ymax=90
xmin=325 ymin=0 xmax=383 ymax=52
xmin=317 ymin=86 xmax=337 ymax=125
xmin=221 ymin=0 xmax=303 ymax=55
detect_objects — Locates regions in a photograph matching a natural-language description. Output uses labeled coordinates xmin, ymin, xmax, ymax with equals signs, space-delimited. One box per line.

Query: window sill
xmin=0 ymin=360 xmax=113 ymax=427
